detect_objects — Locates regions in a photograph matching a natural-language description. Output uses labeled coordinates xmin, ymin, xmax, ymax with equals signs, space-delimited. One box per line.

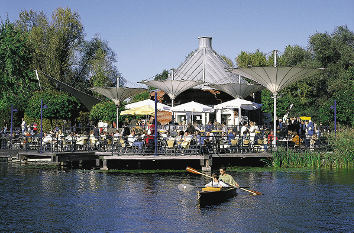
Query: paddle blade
xmin=177 ymin=184 xmax=196 ymax=192
xmin=240 ymin=187 xmax=262 ymax=195
xmin=250 ymin=190 xmax=262 ymax=195
xmin=186 ymin=166 xmax=202 ymax=175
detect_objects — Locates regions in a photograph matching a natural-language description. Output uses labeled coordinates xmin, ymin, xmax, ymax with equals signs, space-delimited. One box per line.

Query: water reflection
xmin=0 ymin=163 xmax=353 ymax=232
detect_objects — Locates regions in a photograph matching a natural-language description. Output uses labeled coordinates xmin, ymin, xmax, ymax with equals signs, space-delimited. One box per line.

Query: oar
xmin=186 ymin=166 xmax=262 ymax=196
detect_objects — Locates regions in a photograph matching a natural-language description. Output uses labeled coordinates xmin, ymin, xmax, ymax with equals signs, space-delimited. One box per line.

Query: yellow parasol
xmin=121 ymin=105 xmax=155 ymax=116
xmin=300 ymin=116 xmax=311 ymax=121
xmin=120 ymin=108 xmax=136 ymax=115
xmin=134 ymin=105 xmax=155 ymax=115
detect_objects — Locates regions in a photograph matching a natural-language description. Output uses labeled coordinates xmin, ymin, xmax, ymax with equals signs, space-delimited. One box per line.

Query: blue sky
xmin=2 ymin=0 xmax=353 ymax=83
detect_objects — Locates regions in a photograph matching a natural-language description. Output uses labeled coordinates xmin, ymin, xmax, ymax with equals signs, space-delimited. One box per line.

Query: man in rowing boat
xmin=205 ymin=174 xmax=229 ymax=188
xmin=219 ymin=167 xmax=240 ymax=188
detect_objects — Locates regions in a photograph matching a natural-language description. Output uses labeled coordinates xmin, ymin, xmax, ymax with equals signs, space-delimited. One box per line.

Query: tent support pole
xmin=116 ymin=105 xmax=119 ymax=129
xmin=273 ymin=93 xmax=277 ymax=147
xmin=154 ymin=91 xmax=158 ymax=156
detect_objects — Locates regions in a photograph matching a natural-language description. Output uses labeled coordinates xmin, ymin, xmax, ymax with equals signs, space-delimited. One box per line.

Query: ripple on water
xmin=0 ymin=164 xmax=353 ymax=232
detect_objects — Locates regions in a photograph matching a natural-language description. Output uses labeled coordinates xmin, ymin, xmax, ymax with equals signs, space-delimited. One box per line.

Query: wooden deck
xmin=97 ymin=152 xmax=272 ymax=160
xmin=13 ymin=150 xmax=272 ymax=170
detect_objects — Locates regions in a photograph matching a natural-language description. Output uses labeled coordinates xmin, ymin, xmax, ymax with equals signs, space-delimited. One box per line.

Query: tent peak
xmin=198 ymin=36 xmax=212 ymax=49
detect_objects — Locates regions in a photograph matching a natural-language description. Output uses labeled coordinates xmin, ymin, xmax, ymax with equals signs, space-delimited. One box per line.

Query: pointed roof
xmin=171 ymin=37 xmax=247 ymax=84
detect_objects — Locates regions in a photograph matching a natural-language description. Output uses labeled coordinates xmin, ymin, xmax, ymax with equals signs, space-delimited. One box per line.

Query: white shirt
xmin=241 ymin=126 xmax=248 ymax=135
xmin=127 ymin=134 xmax=136 ymax=146
xmin=205 ymin=180 xmax=229 ymax=187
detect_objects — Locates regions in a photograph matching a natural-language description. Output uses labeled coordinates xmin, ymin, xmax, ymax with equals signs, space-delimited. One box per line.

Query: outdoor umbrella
xmin=230 ymin=62 xmax=321 ymax=145
xmin=90 ymin=85 xmax=146 ymax=129
xmin=125 ymin=99 xmax=171 ymax=111
xmin=214 ymin=98 xmax=262 ymax=126
xmin=140 ymin=80 xmax=203 ymax=107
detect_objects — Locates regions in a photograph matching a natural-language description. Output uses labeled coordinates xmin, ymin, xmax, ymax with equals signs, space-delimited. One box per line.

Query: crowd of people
xmin=0 ymin=115 xmax=329 ymax=153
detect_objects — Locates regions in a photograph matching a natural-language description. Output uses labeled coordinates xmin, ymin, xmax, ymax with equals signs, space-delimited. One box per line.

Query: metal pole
xmin=116 ymin=105 xmax=119 ymax=129
xmin=40 ymin=99 xmax=43 ymax=153
xmin=154 ymin=91 xmax=158 ymax=156
xmin=171 ymin=98 xmax=175 ymax=124
xmin=273 ymin=94 xmax=277 ymax=147
xmin=273 ymin=50 xmax=278 ymax=147
xmin=116 ymin=77 xmax=120 ymax=130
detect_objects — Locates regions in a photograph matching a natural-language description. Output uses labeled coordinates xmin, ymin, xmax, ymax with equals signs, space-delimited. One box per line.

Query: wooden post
xmin=201 ymin=155 xmax=212 ymax=173
xmin=101 ymin=159 xmax=108 ymax=170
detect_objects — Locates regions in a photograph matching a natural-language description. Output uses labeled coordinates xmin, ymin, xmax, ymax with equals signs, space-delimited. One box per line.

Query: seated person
xmin=219 ymin=167 xmax=239 ymax=188
xmin=292 ymin=132 xmax=302 ymax=146
xmin=127 ymin=131 xmax=137 ymax=146
xmin=205 ymin=174 xmax=229 ymax=188
xmin=227 ymin=130 xmax=235 ymax=144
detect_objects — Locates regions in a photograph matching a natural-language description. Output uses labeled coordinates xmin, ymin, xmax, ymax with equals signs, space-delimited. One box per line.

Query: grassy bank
xmin=270 ymin=127 xmax=353 ymax=168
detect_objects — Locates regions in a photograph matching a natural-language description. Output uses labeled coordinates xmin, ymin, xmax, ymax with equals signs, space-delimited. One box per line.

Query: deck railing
xmin=0 ymin=133 xmax=331 ymax=155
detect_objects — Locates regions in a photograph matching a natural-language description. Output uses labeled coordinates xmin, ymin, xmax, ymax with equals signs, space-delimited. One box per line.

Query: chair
xmin=241 ymin=139 xmax=250 ymax=153
xmin=166 ymin=138 xmax=176 ymax=155
xmin=76 ymin=136 xmax=88 ymax=151
xmin=253 ymin=139 xmax=264 ymax=152
xmin=230 ymin=139 xmax=239 ymax=153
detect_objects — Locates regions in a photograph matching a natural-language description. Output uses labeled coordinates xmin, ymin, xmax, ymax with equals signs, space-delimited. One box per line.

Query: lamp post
xmin=10 ymin=105 xmax=18 ymax=139
xmin=40 ymin=99 xmax=48 ymax=152
xmin=154 ymin=90 xmax=158 ymax=156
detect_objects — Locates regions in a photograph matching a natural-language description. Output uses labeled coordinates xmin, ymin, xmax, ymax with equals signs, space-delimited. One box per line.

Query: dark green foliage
xmin=89 ymin=101 xmax=116 ymax=123
xmin=0 ymin=20 xmax=37 ymax=126
xmin=0 ymin=8 xmax=124 ymax=128
xmin=236 ymin=26 xmax=353 ymax=126
xmin=25 ymin=91 xmax=80 ymax=121
xmin=89 ymin=101 xmax=127 ymax=125
xmin=131 ymin=91 xmax=150 ymax=103
xmin=154 ymin=69 xmax=169 ymax=81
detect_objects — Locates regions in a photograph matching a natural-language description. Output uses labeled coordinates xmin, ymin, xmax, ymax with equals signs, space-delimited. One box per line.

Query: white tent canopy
xmin=171 ymin=37 xmax=246 ymax=85
xmin=125 ymin=99 xmax=171 ymax=111
xmin=214 ymin=98 xmax=262 ymax=110
xmin=140 ymin=80 xmax=202 ymax=106
xmin=214 ymin=98 xmax=261 ymax=126
xmin=171 ymin=101 xmax=214 ymax=124
xmin=236 ymin=67 xmax=319 ymax=94
xmin=171 ymin=101 xmax=214 ymax=113
xmin=90 ymin=86 xmax=146 ymax=128
xmin=231 ymin=66 xmax=320 ymax=145
xmin=208 ymin=82 xmax=263 ymax=99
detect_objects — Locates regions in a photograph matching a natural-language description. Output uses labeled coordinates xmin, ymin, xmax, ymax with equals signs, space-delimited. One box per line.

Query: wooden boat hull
xmin=197 ymin=187 xmax=237 ymax=206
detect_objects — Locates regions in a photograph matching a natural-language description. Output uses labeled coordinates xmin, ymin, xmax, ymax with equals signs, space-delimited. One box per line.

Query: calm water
xmin=0 ymin=163 xmax=353 ymax=232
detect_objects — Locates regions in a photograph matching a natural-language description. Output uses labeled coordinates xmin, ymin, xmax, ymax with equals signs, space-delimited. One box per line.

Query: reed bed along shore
xmin=271 ymin=127 xmax=353 ymax=168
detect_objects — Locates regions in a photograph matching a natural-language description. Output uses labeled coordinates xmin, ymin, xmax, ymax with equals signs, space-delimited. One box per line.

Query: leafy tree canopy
xmin=235 ymin=26 xmax=353 ymax=126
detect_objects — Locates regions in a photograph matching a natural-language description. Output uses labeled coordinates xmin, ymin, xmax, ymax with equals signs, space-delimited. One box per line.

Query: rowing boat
xmin=197 ymin=186 xmax=237 ymax=206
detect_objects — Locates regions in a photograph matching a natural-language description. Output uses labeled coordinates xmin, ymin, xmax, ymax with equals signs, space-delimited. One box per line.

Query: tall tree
xmin=0 ymin=20 xmax=36 ymax=126
xmin=16 ymin=8 xmax=84 ymax=89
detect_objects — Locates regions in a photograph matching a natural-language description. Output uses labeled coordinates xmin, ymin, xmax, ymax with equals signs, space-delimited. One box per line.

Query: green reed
xmin=271 ymin=127 xmax=353 ymax=168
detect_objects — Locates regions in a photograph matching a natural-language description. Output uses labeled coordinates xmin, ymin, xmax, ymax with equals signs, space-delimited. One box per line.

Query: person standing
xmin=219 ymin=167 xmax=239 ymax=188
xmin=21 ymin=118 xmax=27 ymax=135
